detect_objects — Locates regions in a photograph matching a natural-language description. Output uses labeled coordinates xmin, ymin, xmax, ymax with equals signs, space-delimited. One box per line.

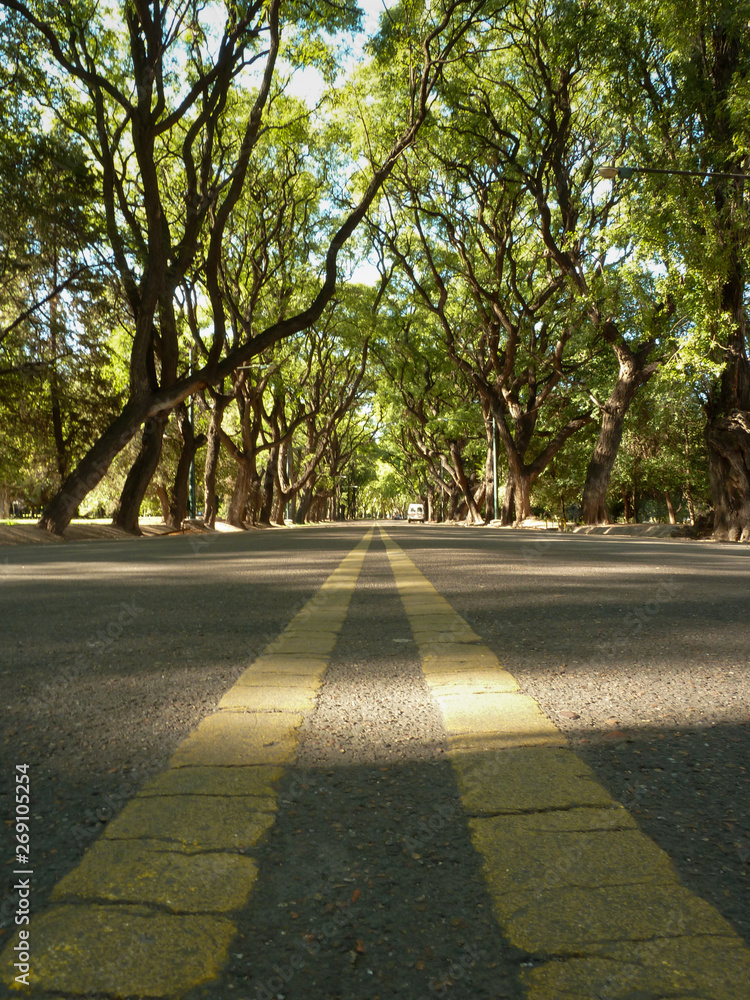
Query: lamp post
xmin=188 ymin=393 xmax=196 ymax=518
xmin=339 ymin=476 xmax=356 ymax=520
xmin=188 ymin=345 xmax=196 ymax=519
xmin=492 ymin=414 xmax=499 ymax=521
xmin=598 ymin=164 xmax=746 ymax=182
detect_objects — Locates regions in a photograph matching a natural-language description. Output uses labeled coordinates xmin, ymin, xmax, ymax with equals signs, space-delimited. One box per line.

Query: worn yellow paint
xmin=453 ymin=746 xmax=617 ymax=814
xmin=4 ymin=906 xmax=238 ymax=998
xmin=380 ymin=527 xmax=750 ymax=999
xmin=232 ymin=653 xmax=330 ymax=685
xmin=524 ymin=937 xmax=750 ymax=1000
xmin=51 ymin=840 xmax=260 ymax=913
xmin=136 ymin=763 xmax=283 ymax=798
xmin=0 ymin=528 xmax=374 ymax=997
xmin=217 ymin=684 xmax=317 ymax=713
xmin=263 ymin=631 xmax=339 ymax=656
xmin=102 ymin=794 xmax=276 ymax=851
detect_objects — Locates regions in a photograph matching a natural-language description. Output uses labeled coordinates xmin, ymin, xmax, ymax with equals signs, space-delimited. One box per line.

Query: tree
xmin=452 ymin=0 xmax=670 ymax=526
xmin=371 ymin=306 xmax=488 ymax=522
xmin=369 ymin=16 xmax=600 ymax=525
xmin=0 ymin=0 xmax=489 ymax=536
xmin=0 ymin=114 xmax=124 ymax=511
xmin=606 ymin=376 xmax=710 ymax=524
xmin=273 ymin=305 xmax=373 ymax=525
xmin=601 ymin=0 xmax=750 ymax=539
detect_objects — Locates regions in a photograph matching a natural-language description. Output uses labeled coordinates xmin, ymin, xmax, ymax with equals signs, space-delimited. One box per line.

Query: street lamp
xmin=598 ymin=164 xmax=747 ymax=182
xmin=188 ymin=345 xmax=196 ymax=519
xmin=492 ymin=414 xmax=499 ymax=521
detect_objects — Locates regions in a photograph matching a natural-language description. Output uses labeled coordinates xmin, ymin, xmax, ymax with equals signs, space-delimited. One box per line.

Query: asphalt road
xmin=0 ymin=521 xmax=748 ymax=998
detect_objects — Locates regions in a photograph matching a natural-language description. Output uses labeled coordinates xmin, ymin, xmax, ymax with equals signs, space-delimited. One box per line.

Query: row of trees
xmin=1 ymin=1 xmax=749 ymax=539
xmin=365 ymin=0 xmax=750 ymax=537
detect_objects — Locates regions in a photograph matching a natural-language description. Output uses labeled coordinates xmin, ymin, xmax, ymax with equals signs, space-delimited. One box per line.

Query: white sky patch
xmin=279 ymin=2 xmax=395 ymax=287
xmin=284 ymin=0 xmax=395 ymax=103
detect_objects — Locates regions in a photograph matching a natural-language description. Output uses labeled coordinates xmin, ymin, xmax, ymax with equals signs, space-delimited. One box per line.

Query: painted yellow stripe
xmin=0 ymin=529 xmax=374 ymax=998
xmin=380 ymin=527 xmax=750 ymax=1000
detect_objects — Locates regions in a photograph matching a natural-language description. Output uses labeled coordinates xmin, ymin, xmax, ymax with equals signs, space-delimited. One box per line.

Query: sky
xmin=285 ymin=0 xmax=392 ymax=103
xmin=283 ymin=1 xmax=396 ymax=285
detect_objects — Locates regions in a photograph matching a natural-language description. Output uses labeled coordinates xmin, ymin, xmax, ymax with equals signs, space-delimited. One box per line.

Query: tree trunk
xmin=245 ymin=475 xmax=262 ymax=525
xmin=696 ymin=17 xmax=750 ymax=543
xmin=447 ymin=488 xmax=460 ymax=520
xmin=272 ymin=492 xmax=286 ymax=525
xmin=203 ymin=396 xmax=228 ymax=528
xmin=449 ymin=442 xmax=483 ymax=525
xmin=581 ymin=315 xmax=663 ymax=525
xmin=705 ymin=409 xmax=750 ymax=541
xmin=582 ymin=381 xmax=640 ymax=524
xmin=226 ymin=461 xmax=251 ymax=528
xmin=665 ymin=489 xmax=677 ymax=525
xmin=704 ymin=302 xmax=750 ymax=541
xmin=258 ymin=450 xmax=277 ymax=526
xmin=38 ymin=401 xmax=149 ymax=535
xmin=492 ymin=399 xmax=591 ymax=527
xmin=473 ymin=480 xmax=487 ymax=522
xmin=500 ymin=469 xmax=533 ymax=525
xmin=483 ymin=430 xmax=495 ymax=523
xmin=165 ymin=404 xmax=206 ymax=529
xmin=295 ymin=487 xmax=315 ymax=524
xmin=155 ymin=484 xmax=170 ymax=522
xmin=112 ymin=415 xmax=168 ymax=535
xmin=426 ymin=481 xmax=436 ymax=522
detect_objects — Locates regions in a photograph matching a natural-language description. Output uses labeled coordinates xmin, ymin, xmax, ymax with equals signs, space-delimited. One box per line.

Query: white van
xmin=407 ymin=502 xmax=425 ymax=523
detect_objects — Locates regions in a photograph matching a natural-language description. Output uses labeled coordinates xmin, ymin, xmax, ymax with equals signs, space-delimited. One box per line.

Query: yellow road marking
xmin=0 ymin=529 xmax=374 ymax=998
xmin=380 ymin=527 xmax=750 ymax=1000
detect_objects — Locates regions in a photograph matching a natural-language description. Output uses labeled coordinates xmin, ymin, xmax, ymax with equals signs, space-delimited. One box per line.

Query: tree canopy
xmin=1 ymin=0 xmax=748 ymax=539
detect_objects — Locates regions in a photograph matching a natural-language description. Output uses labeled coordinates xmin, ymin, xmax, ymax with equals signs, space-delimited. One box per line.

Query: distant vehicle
xmin=392 ymin=511 xmax=402 ymax=520
xmin=407 ymin=503 xmax=425 ymax=523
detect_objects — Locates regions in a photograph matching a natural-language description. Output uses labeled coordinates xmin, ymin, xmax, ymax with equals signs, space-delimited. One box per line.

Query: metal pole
xmin=188 ymin=347 xmax=196 ymax=519
xmin=492 ymin=415 xmax=498 ymax=520
xmin=286 ymin=445 xmax=292 ymax=522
